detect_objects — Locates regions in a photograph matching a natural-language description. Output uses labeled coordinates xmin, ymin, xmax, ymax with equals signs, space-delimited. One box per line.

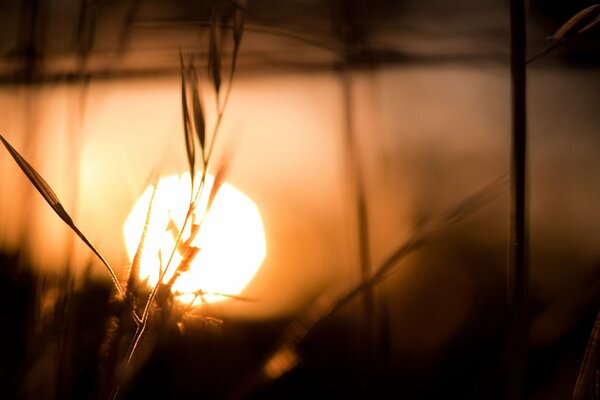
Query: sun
xmin=123 ymin=172 xmax=266 ymax=304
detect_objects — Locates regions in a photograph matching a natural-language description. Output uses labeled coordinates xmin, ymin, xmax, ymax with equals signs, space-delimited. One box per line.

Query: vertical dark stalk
xmin=341 ymin=71 xmax=375 ymax=356
xmin=334 ymin=0 xmax=377 ymax=374
xmin=507 ymin=0 xmax=528 ymax=399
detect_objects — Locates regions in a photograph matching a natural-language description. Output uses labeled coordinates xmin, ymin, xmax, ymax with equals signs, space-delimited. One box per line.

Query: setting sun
xmin=123 ymin=172 xmax=266 ymax=304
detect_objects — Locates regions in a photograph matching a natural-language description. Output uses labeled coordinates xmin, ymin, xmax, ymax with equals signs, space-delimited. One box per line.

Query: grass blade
xmin=335 ymin=176 xmax=508 ymax=314
xmin=528 ymin=4 xmax=600 ymax=63
xmin=573 ymin=310 xmax=600 ymax=400
xmin=249 ymin=177 xmax=508 ymax=393
xmin=186 ymin=289 xmax=254 ymax=302
xmin=206 ymin=143 xmax=232 ymax=215
xmin=189 ymin=67 xmax=206 ymax=159
xmin=233 ymin=6 xmax=244 ymax=53
xmin=126 ymin=177 xmax=159 ymax=310
xmin=228 ymin=5 xmax=244 ymax=82
xmin=551 ymin=4 xmax=600 ymax=41
xmin=0 ymin=134 xmax=125 ymax=298
xmin=180 ymin=51 xmax=196 ymax=183
xmin=206 ymin=163 xmax=227 ymax=217
xmin=0 ymin=136 xmax=71 ymax=226
xmin=209 ymin=11 xmax=222 ymax=95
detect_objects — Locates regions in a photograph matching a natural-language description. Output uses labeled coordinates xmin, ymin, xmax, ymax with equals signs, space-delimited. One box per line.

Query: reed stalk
xmin=507 ymin=0 xmax=528 ymax=399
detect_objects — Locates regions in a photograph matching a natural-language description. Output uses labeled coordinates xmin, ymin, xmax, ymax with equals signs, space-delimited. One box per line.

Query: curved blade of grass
xmin=528 ymin=4 xmax=600 ymax=63
xmin=0 ymin=134 xmax=125 ymax=298
xmin=209 ymin=11 xmax=222 ymax=95
xmin=255 ymin=176 xmax=508 ymax=386
xmin=188 ymin=290 xmax=255 ymax=302
xmin=228 ymin=6 xmax=244 ymax=82
xmin=189 ymin=67 xmax=206 ymax=160
xmin=552 ymin=4 xmax=600 ymax=41
xmin=573 ymin=309 xmax=600 ymax=400
xmin=126 ymin=177 xmax=159 ymax=313
xmin=325 ymin=175 xmax=508 ymax=324
xmin=233 ymin=7 xmax=244 ymax=54
xmin=180 ymin=51 xmax=196 ymax=184
xmin=206 ymin=154 xmax=229 ymax=216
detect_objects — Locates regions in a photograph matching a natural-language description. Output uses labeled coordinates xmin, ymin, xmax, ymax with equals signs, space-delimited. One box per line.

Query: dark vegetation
xmin=2 ymin=0 xmax=600 ymax=399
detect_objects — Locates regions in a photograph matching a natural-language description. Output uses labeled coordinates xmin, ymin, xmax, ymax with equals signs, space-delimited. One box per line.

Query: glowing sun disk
xmin=123 ymin=173 xmax=266 ymax=304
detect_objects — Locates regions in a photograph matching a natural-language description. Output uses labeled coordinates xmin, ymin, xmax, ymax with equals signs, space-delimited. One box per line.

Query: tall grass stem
xmin=341 ymin=71 xmax=375 ymax=361
xmin=508 ymin=0 xmax=529 ymax=399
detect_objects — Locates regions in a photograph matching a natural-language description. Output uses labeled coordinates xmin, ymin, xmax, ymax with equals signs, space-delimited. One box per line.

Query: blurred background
xmin=1 ymin=0 xmax=600 ymax=398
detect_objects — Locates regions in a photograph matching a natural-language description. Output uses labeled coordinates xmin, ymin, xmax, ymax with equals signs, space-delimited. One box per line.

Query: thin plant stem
xmin=123 ymin=18 xmax=242 ymax=369
xmin=341 ymin=70 xmax=375 ymax=359
xmin=138 ymin=64 xmax=237 ymax=334
xmin=573 ymin=310 xmax=600 ymax=400
xmin=507 ymin=0 xmax=529 ymax=399
xmin=204 ymin=53 xmax=237 ymax=168
xmin=236 ymin=177 xmax=507 ymax=399
xmin=332 ymin=176 xmax=507 ymax=322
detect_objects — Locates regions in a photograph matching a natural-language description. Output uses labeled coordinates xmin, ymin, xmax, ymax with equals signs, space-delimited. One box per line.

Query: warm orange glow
xmin=123 ymin=173 xmax=266 ymax=304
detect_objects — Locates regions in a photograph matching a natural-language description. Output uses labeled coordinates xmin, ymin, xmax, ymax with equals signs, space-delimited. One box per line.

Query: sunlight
xmin=123 ymin=172 xmax=266 ymax=304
